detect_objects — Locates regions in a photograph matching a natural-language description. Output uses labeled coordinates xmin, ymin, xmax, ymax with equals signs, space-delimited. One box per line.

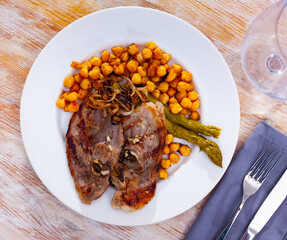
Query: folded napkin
xmin=184 ymin=121 xmax=287 ymax=240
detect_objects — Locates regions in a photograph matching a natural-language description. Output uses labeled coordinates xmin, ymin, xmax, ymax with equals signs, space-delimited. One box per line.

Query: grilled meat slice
xmin=111 ymin=102 xmax=166 ymax=211
xmin=66 ymin=102 xmax=124 ymax=204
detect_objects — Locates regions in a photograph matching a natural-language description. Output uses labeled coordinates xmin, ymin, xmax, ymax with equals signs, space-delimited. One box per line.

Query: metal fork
xmin=216 ymin=145 xmax=283 ymax=240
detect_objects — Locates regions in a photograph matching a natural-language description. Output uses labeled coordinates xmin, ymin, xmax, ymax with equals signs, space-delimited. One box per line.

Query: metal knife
xmin=240 ymin=169 xmax=287 ymax=240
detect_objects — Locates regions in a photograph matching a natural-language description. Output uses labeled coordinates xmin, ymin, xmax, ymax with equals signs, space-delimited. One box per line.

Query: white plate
xmin=20 ymin=7 xmax=240 ymax=226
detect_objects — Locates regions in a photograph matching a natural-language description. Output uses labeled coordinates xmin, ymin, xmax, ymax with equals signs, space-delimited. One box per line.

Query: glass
xmin=241 ymin=0 xmax=287 ymax=101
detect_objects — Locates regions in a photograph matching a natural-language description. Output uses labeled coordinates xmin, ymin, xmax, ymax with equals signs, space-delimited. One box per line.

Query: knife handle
xmin=240 ymin=230 xmax=255 ymax=240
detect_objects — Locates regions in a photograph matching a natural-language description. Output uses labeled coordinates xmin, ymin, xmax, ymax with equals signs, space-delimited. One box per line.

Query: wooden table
xmin=1 ymin=0 xmax=285 ymax=239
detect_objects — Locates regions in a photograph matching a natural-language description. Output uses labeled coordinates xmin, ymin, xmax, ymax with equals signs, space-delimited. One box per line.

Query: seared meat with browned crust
xmin=111 ymin=102 xmax=166 ymax=211
xmin=66 ymin=102 xmax=124 ymax=204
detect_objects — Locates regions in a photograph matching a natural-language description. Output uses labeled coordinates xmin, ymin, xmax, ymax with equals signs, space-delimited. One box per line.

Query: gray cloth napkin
xmin=184 ymin=121 xmax=287 ymax=240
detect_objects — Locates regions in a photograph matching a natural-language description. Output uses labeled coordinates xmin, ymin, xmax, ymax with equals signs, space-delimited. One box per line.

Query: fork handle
xmin=216 ymin=200 xmax=245 ymax=240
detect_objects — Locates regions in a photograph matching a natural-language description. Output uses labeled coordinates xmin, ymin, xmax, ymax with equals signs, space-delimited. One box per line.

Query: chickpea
xmin=61 ymin=91 xmax=70 ymax=100
xmin=132 ymin=73 xmax=142 ymax=85
xmin=128 ymin=43 xmax=139 ymax=55
xmin=176 ymin=90 xmax=187 ymax=102
xmin=153 ymin=48 xmax=163 ymax=59
xmin=70 ymin=83 xmax=80 ymax=93
xmin=120 ymin=51 xmax=129 ymax=62
xmin=170 ymin=142 xmax=180 ymax=152
xmin=80 ymin=79 xmax=91 ymax=90
xmin=164 ymin=64 xmax=171 ymax=71
xmin=159 ymin=93 xmax=169 ymax=105
xmin=150 ymin=59 xmax=161 ymax=66
xmin=137 ymin=66 xmax=147 ymax=77
xmin=135 ymin=53 xmax=144 ymax=64
xmin=157 ymin=65 xmax=167 ymax=77
xmin=146 ymin=41 xmax=157 ymax=51
xmin=142 ymin=62 xmax=149 ymax=69
xmin=64 ymin=103 xmax=69 ymax=112
xmin=171 ymin=64 xmax=182 ymax=76
xmin=101 ymin=63 xmax=113 ymax=76
xmin=167 ymin=88 xmax=176 ymax=97
xmin=56 ymin=98 xmax=66 ymax=109
xmin=161 ymin=159 xmax=171 ymax=169
xmin=151 ymin=76 xmax=161 ymax=83
xmin=89 ymin=67 xmax=101 ymax=79
xmin=170 ymin=152 xmax=180 ymax=164
xmin=152 ymin=89 xmax=160 ymax=99
xmin=63 ymin=76 xmax=75 ymax=88
xmin=169 ymin=103 xmax=182 ymax=114
xmin=79 ymin=67 xmax=89 ymax=78
xmin=141 ymin=76 xmax=149 ymax=84
xmin=177 ymin=81 xmax=189 ymax=92
xmin=166 ymin=134 xmax=174 ymax=145
xmin=89 ymin=56 xmax=102 ymax=67
xmin=169 ymin=78 xmax=179 ymax=89
xmin=161 ymin=53 xmax=171 ymax=64
xmin=158 ymin=168 xmax=168 ymax=179
xmin=73 ymin=74 xmax=82 ymax=84
xmin=112 ymin=47 xmax=124 ymax=57
xmin=190 ymin=99 xmax=200 ymax=111
xmin=78 ymin=88 xmax=89 ymax=100
xmin=189 ymin=111 xmax=201 ymax=121
xmin=101 ymin=50 xmax=110 ymax=62
xmin=109 ymin=56 xmax=121 ymax=66
xmin=146 ymin=63 xmax=158 ymax=77
xmin=114 ymin=64 xmax=125 ymax=75
xmin=165 ymin=69 xmax=177 ymax=82
xmin=180 ymin=108 xmax=189 ymax=116
xmin=181 ymin=97 xmax=192 ymax=109
xmin=81 ymin=61 xmax=92 ymax=70
xmin=163 ymin=145 xmax=170 ymax=154
xmin=141 ymin=48 xmax=152 ymax=59
xmin=68 ymin=102 xmax=80 ymax=113
xmin=158 ymin=82 xmax=169 ymax=93
xmin=127 ymin=60 xmax=139 ymax=73
xmin=187 ymin=82 xmax=195 ymax=92
xmin=179 ymin=145 xmax=191 ymax=156
xmin=146 ymin=80 xmax=156 ymax=92
xmin=188 ymin=91 xmax=199 ymax=101
xmin=181 ymin=71 xmax=193 ymax=82
xmin=66 ymin=92 xmax=78 ymax=102
xmin=169 ymin=98 xmax=178 ymax=104
xmin=71 ymin=61 xmax=82 ymax=69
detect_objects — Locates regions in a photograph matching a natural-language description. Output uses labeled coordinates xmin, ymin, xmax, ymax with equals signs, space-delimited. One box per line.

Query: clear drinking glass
xmin=241 ymin=0 xmax=287 ymax=101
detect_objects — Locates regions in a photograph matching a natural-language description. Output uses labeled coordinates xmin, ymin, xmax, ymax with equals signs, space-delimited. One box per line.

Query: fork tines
xmin=248 ymin=144 xmax=285 ymax=182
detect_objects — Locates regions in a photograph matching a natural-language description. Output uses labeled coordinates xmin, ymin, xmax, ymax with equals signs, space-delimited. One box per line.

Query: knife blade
xmin=240 ymin=169 xmax=287 ymax=240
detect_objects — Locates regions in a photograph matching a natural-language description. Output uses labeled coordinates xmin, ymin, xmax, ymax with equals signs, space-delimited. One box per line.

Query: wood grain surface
xmin=1 ymin=0 xmax=285 ymax=239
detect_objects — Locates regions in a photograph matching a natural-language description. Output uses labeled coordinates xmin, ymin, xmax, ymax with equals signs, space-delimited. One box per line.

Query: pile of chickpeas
xmin=56 ymin=41 xmax=199 ymax=179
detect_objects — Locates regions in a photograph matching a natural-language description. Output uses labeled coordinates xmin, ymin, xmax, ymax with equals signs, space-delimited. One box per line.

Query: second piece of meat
xmin=111 ymin=102 xmax=166 ymax=211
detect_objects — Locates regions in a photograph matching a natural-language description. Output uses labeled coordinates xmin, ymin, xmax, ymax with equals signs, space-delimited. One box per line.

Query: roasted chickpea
xmin=63 ymin=76 xmax=75 ymax=88
xmin=81 ymin=61 xmax=92 ymax=70
xmin=167 ymin=88 xmax=177 ymax=97
xmin=161 ymin=53 xmax=171 ymax=64
xmin=158 ymin=168 xmax=168 ymax=179
xmin=80 ymin=79 xmax=91 ymax=90
xmin=151 ymin=76 xmax=161 ymax=83
xmin=146 ymin=80 xmax=156 ymax=92
xmin=159 ymin=93 xmax=169 ymax=104
xmin=189 ymin=111 xmax=201 ymax=121
xmin=132 ymin=73 xmax=142 ymax=85
xmin=73 ymin=74 xmax=82 ymax=84
xmin=120 ymin=51 xmax=129 ymax=62
xmin=188 ymin=91 xmax=199 ymax=101
xmin=114 ymin=64 xmax=125 ymax=75
xmin=101 ymin=50 xmax=110 ymax=62
xmin=79 ymin=67 xmax=89 ymax=78
xmin=141 ymin=76 xmax=149 ymax=84
xmin=89 ymin=67 xmax=101 ymax=79
xmin=70 ymin=83 xmax=80 ymax=93
xmin=146 ymin=41 xmax=157 ymax=51
xmin=153 ymin=48 xmax=163 ymax=59
xmin=169 ymin=98 xmax=178 ymax=104
xmin=170 ymin=152 xmax=180 ymax=164
xmin=171 ymin=64 xmax=182 ymax=76
xmin=142 ymin=48 xmax=153 ymax=59
xmin=78 ymin=88 xmax=89 ymax=100
xmin=112 ymin=46 xmax=124 ymax=57
xmin=101 ymin=63 xmax=113 ymax=76
xmin=137 ymin=66 xmax=147 ymax=77
xmin=65 ymin=92 xmax=78 ymax=102
xmin=166 ymin=134 xmax=174 ymax=145
xmin=181 ymin=71 xmax=193 ymax=82
xmin=161 ymin=159 xmax=171 ymax=169
xmin=163 ymin=145 xmax=170 ymax=154
xmin=128 ymin=43 xmax=139 ymax=55
xmin=169 ymin=103 xmax=182 ymax=114
xmin=152 ymin=89 xmax=161 ymax=99
xmin=89 ymin=56 xmax=102 ymax=67
xmin=56 ymin=98 xmax=66 ymax=109
xmin=158 ymin=82 xmax=169 ymax=93
xmin=169 ymin=78 xmax=179 ymax=89
xmin=127 ymin=60 xmax=139 ymax=73
xmin=179 ymin=145 xmax=191 ymax=156
xmin=190 ymin=99 xmax=200 ymax=111
xmin=169 ymin=142 xmax=180 ymax=152
xmin=157 ymin=65 xmax=167 ymax=77
xmin=180 ymin=108 xmax=189 ymax=115
xmin=181 ymin=97 xmax=192 ymax=109
xmin=135 ymin=53 xmax=144 ymax=64
xmin=68 ymin=102 xmax=80 ymax=113
xmin=177 ymin=81 xmax=189 ymax=92
xmin=71 ymin=61 xmax=82 ymax=69
xmin=165 ymin=69 xmax=177 ymax=82
xmin=146 ymin=63 xmax=158 ymax=77
xmin=176 ymin=90 xmax=187 ymax=102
